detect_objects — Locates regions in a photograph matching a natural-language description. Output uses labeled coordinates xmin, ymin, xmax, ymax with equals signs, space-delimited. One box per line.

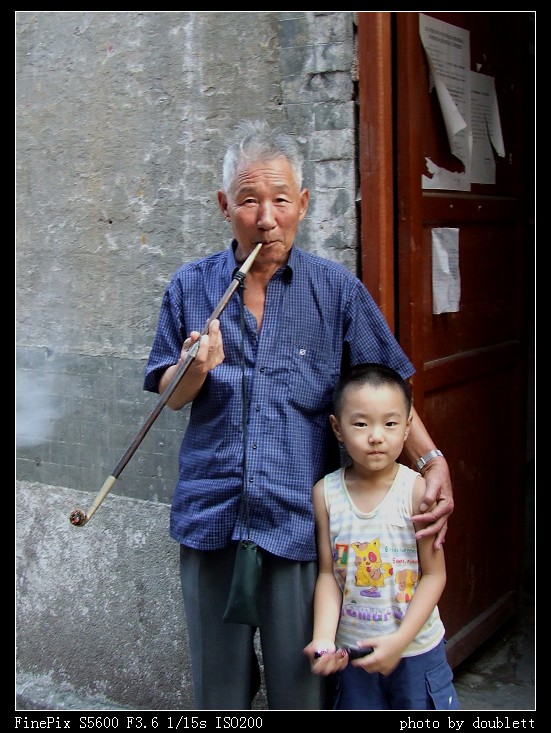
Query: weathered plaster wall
xmin=16 ymin=11 xmax=359 ymax=709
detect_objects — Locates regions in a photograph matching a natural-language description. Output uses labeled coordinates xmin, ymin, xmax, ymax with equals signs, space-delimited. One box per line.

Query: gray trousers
xmin=179 ymin=543 xmax=327 ymax=710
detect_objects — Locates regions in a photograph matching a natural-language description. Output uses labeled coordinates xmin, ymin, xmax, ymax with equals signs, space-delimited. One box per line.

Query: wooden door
xmin=358 ymin=11 xmax=533 ymax=667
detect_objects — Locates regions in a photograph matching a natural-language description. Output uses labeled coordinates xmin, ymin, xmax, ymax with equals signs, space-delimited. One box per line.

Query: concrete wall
xmin=16 ymin=481 xmax=196 ymax=710
xmin=16 ymin=11 xmax=358 ymax=709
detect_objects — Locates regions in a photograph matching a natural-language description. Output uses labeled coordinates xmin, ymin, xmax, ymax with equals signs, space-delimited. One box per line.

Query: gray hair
xmin=221 ymin=119 xmax=304 ymax=193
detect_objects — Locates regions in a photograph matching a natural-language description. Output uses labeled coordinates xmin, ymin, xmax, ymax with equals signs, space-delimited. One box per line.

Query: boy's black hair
xmin=332 ymin=362 xmax=412 ymax=418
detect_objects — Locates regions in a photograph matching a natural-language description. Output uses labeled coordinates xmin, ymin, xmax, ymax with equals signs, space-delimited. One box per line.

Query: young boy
xmin=304 ymin=363 xmax=460 ymax=710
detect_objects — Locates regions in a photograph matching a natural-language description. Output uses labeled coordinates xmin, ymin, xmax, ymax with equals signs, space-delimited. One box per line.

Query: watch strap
xmin=416 ymin=449 xmax=444 ymax=472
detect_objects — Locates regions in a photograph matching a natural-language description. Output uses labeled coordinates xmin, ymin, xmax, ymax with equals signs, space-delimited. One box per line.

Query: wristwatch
xmin=416 ymin=449 xmax=444 ymax=472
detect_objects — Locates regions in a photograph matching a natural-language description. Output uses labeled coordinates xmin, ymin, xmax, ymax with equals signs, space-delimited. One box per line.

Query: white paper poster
xmin=470 ymin=70 xmax=506 ymax=184
xmin=419 ymin=14 xmax=506 ymax=191
xmin=431 ymin=228 xmax=461 ymax=314
xmin=420 ymin=13 xmax=472 ymax=191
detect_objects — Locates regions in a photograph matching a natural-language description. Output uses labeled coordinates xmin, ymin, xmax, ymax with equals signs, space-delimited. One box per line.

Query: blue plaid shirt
xmin=144 ymin=242 xmax=414 ymax=561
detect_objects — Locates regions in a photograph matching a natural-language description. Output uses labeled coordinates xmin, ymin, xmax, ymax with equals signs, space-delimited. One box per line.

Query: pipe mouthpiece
xmin=237 ymin=242 xmax=263 ymax=276
xmin=69 ymin=508 xmax=88 ymax=526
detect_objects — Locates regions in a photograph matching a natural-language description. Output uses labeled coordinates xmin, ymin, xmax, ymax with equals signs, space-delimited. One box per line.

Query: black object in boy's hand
xmin=340 ymin=645 xmax=374 ymax=659
xmin=313 ymin=645 xmax=373 ymax=659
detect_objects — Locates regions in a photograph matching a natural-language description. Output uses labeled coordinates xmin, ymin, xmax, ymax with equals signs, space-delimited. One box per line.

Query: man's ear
xmin=298 ymin=188 xmax=309 ymax=220
xmin=217 ymin=190 xmax=228 ymax=218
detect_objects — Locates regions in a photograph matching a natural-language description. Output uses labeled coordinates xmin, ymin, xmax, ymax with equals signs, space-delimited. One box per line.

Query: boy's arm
xmin=304 ymin=479 xmax=350 ymax=676
xmin=310 ymin=479 xmax=343 ymax=647
xmin=385 ymin=475 xmax=447 ymax=650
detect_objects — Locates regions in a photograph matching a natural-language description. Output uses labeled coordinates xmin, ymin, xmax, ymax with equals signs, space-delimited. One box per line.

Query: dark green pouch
xmin=223 ymin=540 xmax=263 ymax=627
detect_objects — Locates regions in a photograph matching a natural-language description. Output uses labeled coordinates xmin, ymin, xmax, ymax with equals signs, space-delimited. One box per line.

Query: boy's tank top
xmin=324 ymin=463 xmax=445 ymax=656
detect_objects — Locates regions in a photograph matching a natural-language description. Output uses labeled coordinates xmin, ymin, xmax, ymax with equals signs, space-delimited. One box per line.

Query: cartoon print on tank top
xmin=352 ymin=538 xmax=393 ymax=598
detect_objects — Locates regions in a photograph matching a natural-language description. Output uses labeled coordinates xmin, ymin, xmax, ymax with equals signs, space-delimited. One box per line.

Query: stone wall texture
xmin=16 ymin=11 xmax=359 ymax=710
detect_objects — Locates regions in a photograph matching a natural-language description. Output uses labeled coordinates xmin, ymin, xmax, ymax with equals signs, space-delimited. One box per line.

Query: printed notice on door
xmin=470 ymin=70 xmax=505 ymax=184
xmin=420 ymin=14 xmax=471 ymax=191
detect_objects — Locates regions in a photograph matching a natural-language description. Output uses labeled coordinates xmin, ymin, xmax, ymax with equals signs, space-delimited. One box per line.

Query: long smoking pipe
xmin=69 ymin=242 xmax=263 ymax=527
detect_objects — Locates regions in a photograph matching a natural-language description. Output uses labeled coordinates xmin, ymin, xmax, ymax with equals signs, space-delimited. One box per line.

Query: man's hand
xmin=160 ymin=319 xmax=225 ymax=410
xmin=182 ymin=318 xmax=225 ymax=375
xmin=410 ymin=456 xmax=454 ymax=550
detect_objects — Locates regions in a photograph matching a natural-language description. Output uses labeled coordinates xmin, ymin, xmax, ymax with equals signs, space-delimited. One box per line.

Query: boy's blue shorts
xmin=332 ymin=638 xmax=460 ymax=710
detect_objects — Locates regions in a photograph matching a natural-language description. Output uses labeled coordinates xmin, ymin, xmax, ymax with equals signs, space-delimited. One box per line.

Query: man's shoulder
xmin=292 ymin=246 xmax=357 ymax=280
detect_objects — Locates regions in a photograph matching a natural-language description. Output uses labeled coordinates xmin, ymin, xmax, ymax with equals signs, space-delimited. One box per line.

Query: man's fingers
xmin=415 ymin=519 xmax=448 ymax=547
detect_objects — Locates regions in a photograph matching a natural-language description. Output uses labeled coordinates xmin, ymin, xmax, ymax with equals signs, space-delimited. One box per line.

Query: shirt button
xmin=259 ymin=367 xmax=266 ymax=373
xmin=252 ymin=443 xmax=257 ymax=449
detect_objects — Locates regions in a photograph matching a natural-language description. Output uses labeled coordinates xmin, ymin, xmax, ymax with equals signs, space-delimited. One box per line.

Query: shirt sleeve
xmin=143 ymin=279 xmax=185 ymax=393
xmin=344 ymin=279 xmax=415 ymax=380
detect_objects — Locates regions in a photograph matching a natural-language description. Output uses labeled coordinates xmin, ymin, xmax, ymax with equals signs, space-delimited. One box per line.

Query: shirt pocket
xmin=287 ymin=342 xmax=340 ymax=415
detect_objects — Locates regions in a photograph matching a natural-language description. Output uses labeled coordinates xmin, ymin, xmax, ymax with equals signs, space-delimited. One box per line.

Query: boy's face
xmin=329 ymin=383 xmax=412 ymax=470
